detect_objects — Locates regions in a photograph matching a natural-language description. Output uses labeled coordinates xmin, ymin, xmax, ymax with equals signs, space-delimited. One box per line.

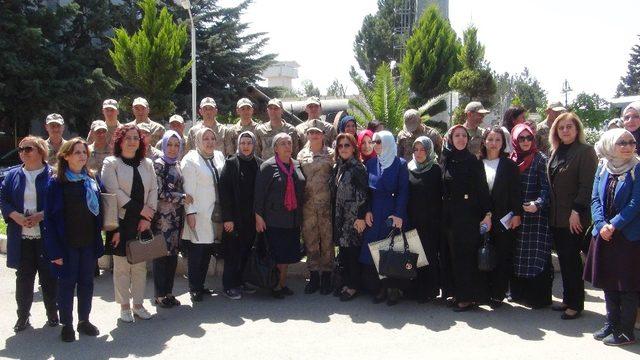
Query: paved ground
xmin=0 ymin=254 xmax=638 ymax=360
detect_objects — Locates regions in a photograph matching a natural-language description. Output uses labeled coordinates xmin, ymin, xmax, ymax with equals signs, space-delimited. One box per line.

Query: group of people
xmin=2 ymin=94 xmax=640 ymax=347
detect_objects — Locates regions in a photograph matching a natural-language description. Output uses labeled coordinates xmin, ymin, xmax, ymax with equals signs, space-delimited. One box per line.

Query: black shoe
xmin=202 ymin=288 xmax=215 ymax=295
xmin=372 ymin=289 xmax=387 ymax=304
xmin=304 ymin=271 xmax=320 ymax=294
xmin=77 ymin=321 xmax=99 ymax=336
xmin=271 ymin=288 xmax=285 ymax=299
xmin=453 ymin=303 xmax=476 ymax=312
xmin=13 ymin=317 xmax=30 ymax=332
xmin=561 ymin=309 xmax=581 ymax=320
xmin=386 ymin=288 xmax=400 ymax=306
xmin=190 ymin=291 xmax=203 ymax=302
xmin=593 ymin=324 xmax=615 ymax=341
xmin=155 ymin=297 xmax=174 ymax=308
xmin=61 ymin=325 xmax=76 ymax=342
xmin=280 ymin=286 xmax=294 ymax=296
xmin=168 ymin=296 xmax=181 ymax=307
xmin=339 ymin=289 xmax=358 ymax=302
xmin=603 ymin=332 xmax=636 ymax=346
xmin=319 ymin=272 xmax=332 ymax=295
xmin=46 ymin=316 xmax=60 ymax=327
xmin=489 ymin=299 xmax=504 ymax=309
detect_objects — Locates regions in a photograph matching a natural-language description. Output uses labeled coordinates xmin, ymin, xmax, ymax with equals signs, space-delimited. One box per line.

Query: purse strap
xmin=386 ymin=227 xmax=410 ymax=252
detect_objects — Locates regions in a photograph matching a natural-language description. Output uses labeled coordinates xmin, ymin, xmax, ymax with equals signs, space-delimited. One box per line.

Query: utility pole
xmin=561 ymin=79 xmax=572 ymax=107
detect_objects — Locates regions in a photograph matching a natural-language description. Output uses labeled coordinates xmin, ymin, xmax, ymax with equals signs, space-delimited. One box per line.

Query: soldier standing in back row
xmin=296 ymin=97 xmax=337 ymax=148
xmin=397 ymin=109 xmax=443 ymax=161
xmin=462 ymin=101 xmax=490 ymax=159
xmin=224 ymin=98 xmax=260 ymax=155
xmin=297 ymin=127 xmax=335 ymax=295
xmin=255 ymin=98 xmax=300 ymax=159
xmin=185 ymin=97 xmax=227 ymax=155
xmin=126 ymin=97 xmax=165 ymax=147
xmin=44 ymin=113 xmax=67 ymax=167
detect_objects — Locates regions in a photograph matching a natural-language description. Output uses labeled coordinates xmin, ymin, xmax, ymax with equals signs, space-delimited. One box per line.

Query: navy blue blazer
xmin=0 ymin=164 xmax=52 ymax=269
xmin=591 ymin=163 xmax=640 ymax=241
xmin=43 ymin=177 xmax=105 ymax=278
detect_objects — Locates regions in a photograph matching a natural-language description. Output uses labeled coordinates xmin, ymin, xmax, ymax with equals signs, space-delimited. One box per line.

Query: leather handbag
xmin=378 ymin=229 xmax=419 ymax=280
xmin=243 ymin=233 xmax=280 ymax=289
xmin=126 ymin=230 xmax=168 ymax=264
xmin=477 ymin=233 xmax=497 ymax=272
xmin=100 ymin=193 xmax=118 ymax=231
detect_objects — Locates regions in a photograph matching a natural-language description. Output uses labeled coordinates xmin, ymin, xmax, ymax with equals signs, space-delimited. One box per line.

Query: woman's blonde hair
xmin=19 ymin=136 xmax=48 ymax=164
xmin=55 ymin=137 xmax=94 ymax=181
xmin=549 ymin=112 xmax=587 ymax=152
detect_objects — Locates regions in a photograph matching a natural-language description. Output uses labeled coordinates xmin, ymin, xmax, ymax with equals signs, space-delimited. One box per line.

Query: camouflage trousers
xmin=302 ymin=204 xmax=334 ymax=272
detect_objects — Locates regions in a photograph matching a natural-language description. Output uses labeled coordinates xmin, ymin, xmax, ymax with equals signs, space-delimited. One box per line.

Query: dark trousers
xmin=152 ymin=255 xmax=178 ymax=297
xmin=605 ymin=290 xmax=638 ymax=334
xmin=487 ymin=231 xmax=514 ymax=301
xmin=510 ymin=258 xmax=554 ymax=308
xmin=15 ymin=238 xmax=57 ymax=320
xmin=552 ymin=227 xmax=585 ymax=311
xmin=187 ymin=242 xmax=213 ymax=293
xmin=339 ymin=246 xmax=361 ymax=290
xmin=58 ymin=245 xmax=95 ymax=326
xmin=222 ymin=231 xmax=254 ymax=290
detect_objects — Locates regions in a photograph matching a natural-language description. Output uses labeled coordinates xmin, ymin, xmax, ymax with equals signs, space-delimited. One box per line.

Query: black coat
xmin=219 ymin=155 xmax=263 ymax=230
xmin=488 ymin=157 xmax=523 ymax=233
xmin=254 ymin=156 xmax=305 ymax=229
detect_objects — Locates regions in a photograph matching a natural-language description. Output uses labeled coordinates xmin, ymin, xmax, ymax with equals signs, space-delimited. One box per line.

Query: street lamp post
xmin=174 ymin=0 xmax=197 ymax=124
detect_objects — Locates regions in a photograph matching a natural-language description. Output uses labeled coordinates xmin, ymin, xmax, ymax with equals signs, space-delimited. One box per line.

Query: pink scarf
xmin=275 ymin=154 xmax=297 ymax=211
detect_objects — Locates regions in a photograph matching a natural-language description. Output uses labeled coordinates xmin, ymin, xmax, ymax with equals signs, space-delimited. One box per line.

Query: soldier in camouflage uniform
xmin=397 ymin=109 xmax=443 ymax=161
xmin=87 ymin=120 xmax=111 ymax=176
xmin=536 ymin=101 xmax=566 ymax=157
xmin=296 ymin=97 xmax=337 ymax=148
xmin=137 ymin=123 xmax=163 ymax=161
xmin=44 ymin=113 xmax=67 ymax=167
xmin=224 ymin=98 xmax=260 ymax=155
xmin=185 ymin=97 xmax=227 ymax=155
xmin=462 ymin=101 xmax=490 ymax=159
xmin=87 ymin=99 xmax=123 ymax=151
xmin=297 ymin=127 xmax=335 ymax=295
xmin=126 ymin=97 xmax=165 ymax=147
xmin=255 ymin=98 xmax=300 ymax=159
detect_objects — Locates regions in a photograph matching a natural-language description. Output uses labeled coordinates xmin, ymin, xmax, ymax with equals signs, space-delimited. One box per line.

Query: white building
xmin=261 ymin=61 xmax=300 ymax=89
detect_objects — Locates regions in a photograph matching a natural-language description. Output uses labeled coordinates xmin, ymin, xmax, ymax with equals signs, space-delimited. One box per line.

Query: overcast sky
xmin=219 ymin=0 xmax=639 ymax=103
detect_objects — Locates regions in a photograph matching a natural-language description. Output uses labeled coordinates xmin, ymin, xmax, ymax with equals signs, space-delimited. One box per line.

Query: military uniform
xmin=46 ymin=138 xmax=67 ymax=168
xmin=397 ymin=124 xmax=443 ymax=161
xmin=297 ymin=146 xmax=335 ymax=272
xmin=87 ymin=122 xmax=122 ymax=151
xmin=223 ymin=119 xmax=260 ymax=155
xmin=185 ymin=121 xmax=227 ymax=155
xmin=296 ymin=119 xmax=337 ymax=148
xmin=536 ymin=121 xmax=552 ymax=157
xmin=465 ymin=126 xmax=488 ymax=159
xmin=126 ymin=118 xmax=165 ymax=147
xmin=255 ymin=121 xmax=300 ymax=159
xmin=87 ymin=144 xmax=110 ymax=177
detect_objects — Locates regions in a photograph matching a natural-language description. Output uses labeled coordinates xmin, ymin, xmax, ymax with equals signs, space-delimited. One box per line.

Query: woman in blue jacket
xmin=44 ymin=138 xmax=104 ymax=342
xmin=0 ymin=136 xmax=57 ymax=332
xmin=585 ymin=128 xmax=640 ymax=346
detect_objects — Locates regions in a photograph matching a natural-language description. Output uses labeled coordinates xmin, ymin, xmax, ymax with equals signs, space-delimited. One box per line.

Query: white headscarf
xmin=622 ymin=101 xmax=640 ymax=118
xmin=373 ymin=130 xmax=397 ymax=170
xmin=595 ymin=128 xmax=640 ymax=175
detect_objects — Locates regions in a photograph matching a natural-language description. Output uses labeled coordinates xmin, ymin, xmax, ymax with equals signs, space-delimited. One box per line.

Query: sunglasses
xmin=373 ymin=140 xmax=382 ymax=145
xmin=337 ymin=143 xmax=352 ymax=149
xmin=18 ymin=146 xmax=35 ymax=154
xmin=615 ymin=140 xmax=637 ymax=147
xmin=517 ymin=135 xmax=534 ymax=142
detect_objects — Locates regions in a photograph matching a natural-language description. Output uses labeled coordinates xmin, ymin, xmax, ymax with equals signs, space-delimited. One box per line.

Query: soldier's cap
xmin=45 ymin=113 xmax=64 ymax=125
xmin=169 ymin=114 xmax=184 ymax=124
xmin=546 ymin=101 xmax=566 ymax=112
xmin=305 ymin=126 xmax=324 ymax=134
xmin=136 ymin=123 xmax=152 ymax=133
xmin=267 ymin=98 xmax=283 ymax=109
xmin=132 ymin=97 xmax=149 ymax=108
xmin=102 ymin=99 xmax=118 ymax=110
xmin=200 ymin=97 xmax=217 ymax=108
xmin=305 ymin=96 xmax=321 ymax=107
xmin=91 ymin=120 xmax=108 ymax=132
xmin=236 ymin=98 xmax=253 ymax=109
xmin=464 ymin=101 xmax=489 ymax=114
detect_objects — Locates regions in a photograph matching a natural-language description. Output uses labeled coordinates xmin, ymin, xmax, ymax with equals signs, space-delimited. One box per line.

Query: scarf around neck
xmin=510 ymin=123 xmax=538 ymax=173
xmin=275 ymin=154 xmax=297 ymax=211
xmin=358 ymin=130 xmax=377 ymax=162
xmin=408 ymin=136 xmax=437 ymax=174
xmin=373 ymin=130 xmax=396 ymax=170
xmin=596 ymin=128 xmax=640 ymax=175
xmin=65 ymin=169 xmax=100 ymax=216
xmin=237 ymin=131 xmax=257 ymax=161
xmin=160 ymin=130 xmax=183 ymax=165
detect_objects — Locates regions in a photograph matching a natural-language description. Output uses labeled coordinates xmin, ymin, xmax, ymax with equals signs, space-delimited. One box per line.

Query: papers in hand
xmin=500 ymin=211 xmax=514 ymax=230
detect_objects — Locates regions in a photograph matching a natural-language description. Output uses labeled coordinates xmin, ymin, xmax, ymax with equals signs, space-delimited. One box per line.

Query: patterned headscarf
xmin=510 ymin=124 xmax=537 ymax=173
xmin=408 ymin=136 xmax=437 ymax=174
xmin=236 ymin=131 xmax=256 ymax=161
xmin=160 ymin=130 xmax=183 ymax=165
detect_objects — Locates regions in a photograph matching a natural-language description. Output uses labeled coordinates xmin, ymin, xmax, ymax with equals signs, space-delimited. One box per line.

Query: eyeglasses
xmin=124 ymin=136 xmax=140 ymax=142
xmin=18 ymin=146 xmax=35 ymax=154
xmin=615 ymin=140 xmax=637 ymax=147
xmin=373 ymin=140 xmax=382 ymax=145
xmin=337 ymin=143 xmax=352 ymax=149
xmin=517 ymin=135 xmax=534 ymax=143
xmin=623 ymin=115 xmax=640 ymax=121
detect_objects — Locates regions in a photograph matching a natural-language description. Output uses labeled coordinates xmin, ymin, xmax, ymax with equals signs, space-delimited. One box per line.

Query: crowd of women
xmin=2 ymin=97 xmax=640 ymax=347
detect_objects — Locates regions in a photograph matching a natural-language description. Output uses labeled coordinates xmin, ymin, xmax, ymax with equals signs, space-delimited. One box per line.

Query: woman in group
xmin=407 ymin=136 xmax=442 ymax=303
xmin=152 ymin=130 xmax=191 ymax=308
xmin=357 ymin=130 xmax=377 ymax=164
xmin=297 ymin=127 xmax=335 ymax=294
xmin=442 ymin=125 xmax=492 ymax=312
xmin=338 ymin=115 xmax=358 ymax=137
xmin=480 ymin=127 xmax=522 ymax=308
xmin=330 ymin=133 xmax=370 ymax=301
xmin=180 ymin=127 xmax=225 ymax=302
xmin=361 ymin=130 xmax=409 ymax=306
xmin=254 ymin=133 xmax=306 ymax=299
xmin=45 ymin=138 xmax=104 ymax=342
xmin=500 ymin=106 xmax=526 ymax=154
xmin=102 ymin=124 xmax=158 ymax=322
xmin=219 ymin=131 xmax=263 ymax=300
xmin=584 ymin=128 xmax=640 ymax=346
xmin=1 ymin=136 xmax=57 ymax=332
xmin=509 ymin=123 xmax=554 ymax=309
xmin=547 ymin=112 xmax=598 ymax=319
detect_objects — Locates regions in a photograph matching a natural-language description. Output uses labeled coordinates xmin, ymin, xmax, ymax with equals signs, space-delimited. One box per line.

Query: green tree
xmin=617 ymin=34 xmax=640 ymax=96
xmin=401 ymin=5 xmax=461 ymax=102
xmin=493 ymin=68 xmax=547 ymax=115
xmin=301 ymin=80 xmax=320 ymax=97
xmin=353 ymin=0 xmax=399 ymax=82
xmin=349 ymin=63 xmax=409 ymax=133
xmin=326 ymin=79 xmax=347 ymax=98
xmin=109 ymin=0 xmax=191 ymax=119
xmin=570 ymin=92 xmax=617 ymax=129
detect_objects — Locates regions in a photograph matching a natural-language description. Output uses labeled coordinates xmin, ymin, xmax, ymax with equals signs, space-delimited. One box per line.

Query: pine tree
xmin=353 ymin=0 xmax=398 ymax=82
xmin=617 ymin=35 xmax=640 ymax=96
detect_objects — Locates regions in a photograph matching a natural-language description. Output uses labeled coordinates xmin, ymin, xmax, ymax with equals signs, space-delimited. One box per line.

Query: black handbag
xmin=477 ymin=233 xmax=497 ymax=272
xmin=243 ymin=233 xmax=280 ymax=289
xmin=378 ymin=229 xmax=419 ymax=280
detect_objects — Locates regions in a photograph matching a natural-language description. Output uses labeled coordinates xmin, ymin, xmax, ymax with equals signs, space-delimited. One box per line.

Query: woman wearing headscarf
xmin=407 ymin=136 xmax=442 ymax=302
xmin=442 ymin=124 xmax=492 ymax=312
xmin=509 ymin=123 xmax=554 ymax=309
xmin=357 ymin=130 xmax=377 ymax=164
xmin=151 ymin=130 xmax=192 ymax=308
xmin=621 ymin=101 xmax=640 ymax=154
xmin=361 ymin=130 xmax=409 ymax=306
xmin=254 ymin=133 xmax=306 ymax=298
xmin=337 ymin=115 xmax=358 ymax=137
xmin=180 ymin=127 xmax=225 ymax=302
xmin=219 ymin=131 xmax=263 ymax=300
xmin=584 ymin=129 xmax=640 ymax=346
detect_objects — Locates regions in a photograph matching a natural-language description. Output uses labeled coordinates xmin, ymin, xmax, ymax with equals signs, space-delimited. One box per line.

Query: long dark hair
xmin=502 ymin=106 xmax=526 ymax=132
xmin=113 ymin=124 xmax=146 ymax=161
xmin=480 ymin=126 xmax=508 ymax=159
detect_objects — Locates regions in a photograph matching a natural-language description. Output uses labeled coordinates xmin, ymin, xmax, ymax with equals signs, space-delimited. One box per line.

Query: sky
xmin=219 ymin=0 xmax=639 ymax=103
